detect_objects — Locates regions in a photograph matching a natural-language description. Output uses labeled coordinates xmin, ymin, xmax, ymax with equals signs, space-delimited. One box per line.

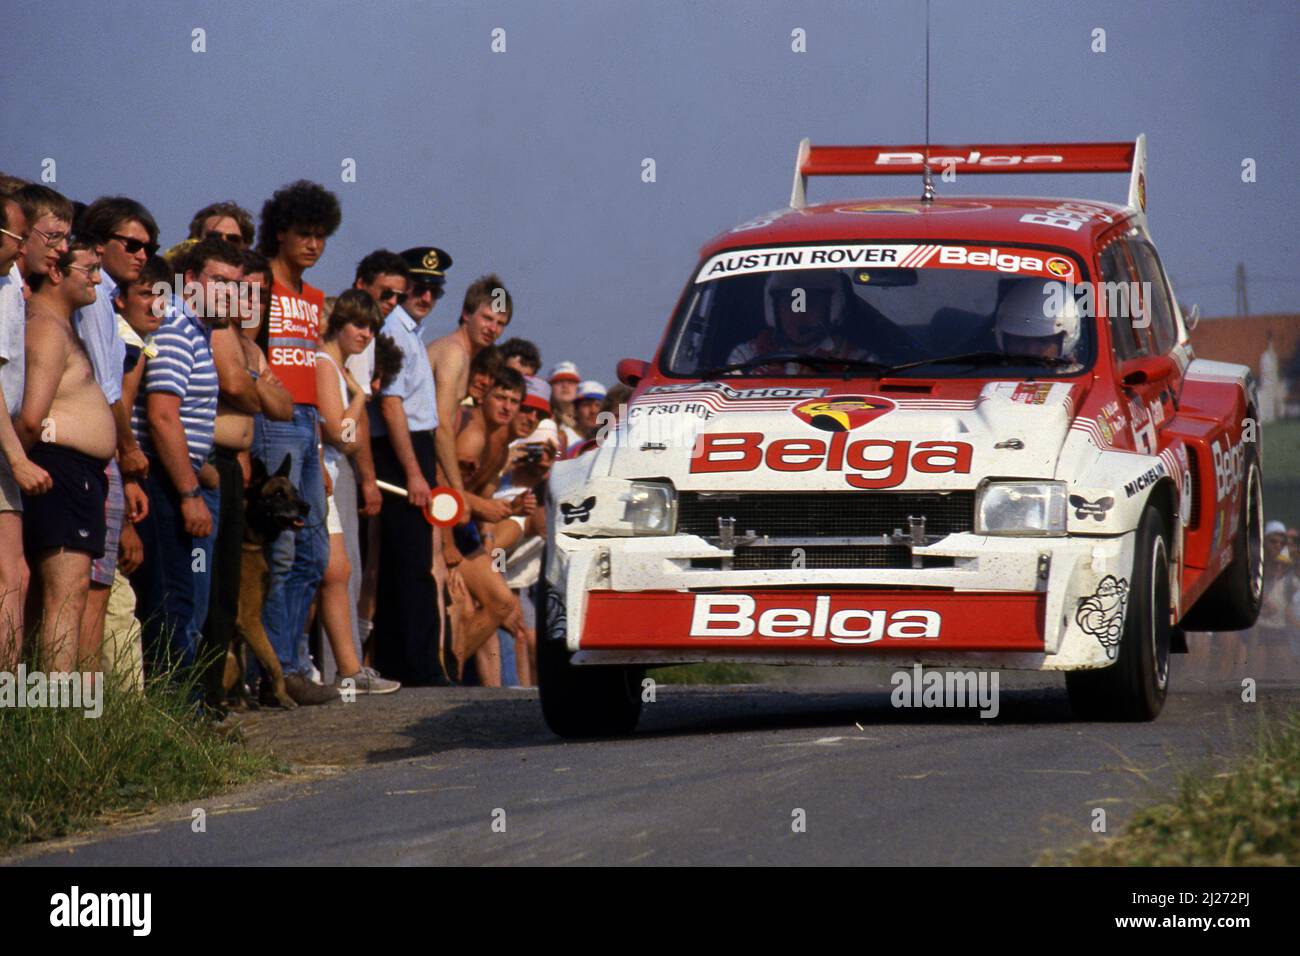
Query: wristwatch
xmin=180 ymin=487 xmax=202 ymax=500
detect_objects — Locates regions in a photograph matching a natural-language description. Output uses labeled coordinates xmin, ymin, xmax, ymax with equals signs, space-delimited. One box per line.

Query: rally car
xmin=540 ymin=136 xmax=1263 ymax=736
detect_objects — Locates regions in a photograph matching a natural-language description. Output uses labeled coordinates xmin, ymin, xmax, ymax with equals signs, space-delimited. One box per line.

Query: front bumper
xmin=548 ymin=530 xmax=1137 ymax=671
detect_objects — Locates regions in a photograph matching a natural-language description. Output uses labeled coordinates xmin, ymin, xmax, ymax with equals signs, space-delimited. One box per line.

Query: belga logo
xmin=690 ymin=594 xmax=940 ymax=644
xmin=1211 ymin=435 xmax=1245 ymax=502
xmin=792 ymin=395 xmax=894 ymax=432
xmin=690 ymin=432 xmax=973 ymax=489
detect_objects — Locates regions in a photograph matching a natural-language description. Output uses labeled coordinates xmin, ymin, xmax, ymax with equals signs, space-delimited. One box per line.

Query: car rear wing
xmin=789 ymin=134 xmax=1147 ymax=214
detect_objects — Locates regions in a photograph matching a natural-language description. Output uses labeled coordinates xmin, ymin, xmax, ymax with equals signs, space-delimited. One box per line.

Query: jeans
xmin=131 ymin=466 xmax=220 ymax=672
xmin=254 ymin=405 xmax=328 ymax=674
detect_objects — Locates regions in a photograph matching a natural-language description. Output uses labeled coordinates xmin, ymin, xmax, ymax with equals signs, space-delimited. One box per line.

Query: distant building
xmin=1186 ymin=313 xmax=1300 ymax=418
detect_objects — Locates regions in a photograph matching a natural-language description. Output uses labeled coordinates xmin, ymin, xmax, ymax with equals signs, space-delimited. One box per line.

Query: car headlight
xmin=623 ymin=481 xmax=677 ymax=535
xmin=976 ymin=481 xmax=1067 ymax=536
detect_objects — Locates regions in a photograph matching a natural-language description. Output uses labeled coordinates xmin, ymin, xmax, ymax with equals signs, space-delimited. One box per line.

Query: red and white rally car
xmin=540 ymin=137 xmax=1263 ymax=735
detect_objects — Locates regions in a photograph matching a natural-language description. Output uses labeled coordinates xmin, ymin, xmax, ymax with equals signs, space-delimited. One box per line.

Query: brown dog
xmin=222 ymin=454 xmax=310 ymax=710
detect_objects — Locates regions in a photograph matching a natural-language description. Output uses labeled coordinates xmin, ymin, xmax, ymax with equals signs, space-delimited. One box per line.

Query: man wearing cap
xmin=427 ymin=274 xmax=512 ymax=510
xmin=370 ymin=245 xmax=451 ymax=684
xmin=574 ymin=380 xmax=606 ymax=440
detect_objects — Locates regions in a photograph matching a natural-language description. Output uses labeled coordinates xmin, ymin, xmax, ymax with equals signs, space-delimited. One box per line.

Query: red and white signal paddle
xmin=374 ymin=480 xmax=465 ymax=527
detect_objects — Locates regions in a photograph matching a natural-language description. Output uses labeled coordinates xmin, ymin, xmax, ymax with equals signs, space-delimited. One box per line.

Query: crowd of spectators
xmin=0 ymin=176 xmax=620 ymax=711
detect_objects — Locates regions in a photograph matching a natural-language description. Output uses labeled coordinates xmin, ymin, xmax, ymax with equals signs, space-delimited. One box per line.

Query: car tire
xmin=1178 ymin=445 xmax=1263 ymax=632
xmin=536 ymin=573 xmax=643 ymax=738
xmin=1066 ymin=505 xmax=1172 ymax=721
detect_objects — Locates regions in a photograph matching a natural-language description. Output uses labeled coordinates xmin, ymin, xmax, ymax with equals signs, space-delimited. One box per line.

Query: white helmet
xmin=995 ymin=280 xmax=1082 ymax=354
xmin=763 ymin=269 xmax=847 ymax=330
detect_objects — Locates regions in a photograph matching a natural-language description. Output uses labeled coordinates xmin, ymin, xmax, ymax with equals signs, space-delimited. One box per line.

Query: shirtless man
xmin=450 ymin=368 xmax=534 ymax=683
xmin=426 ymin=274 xmax=511 ymax=501
xmin=457 ymin=368 xmax=528 ymax=510
xmin=17 ymin=241 xmax=116 ymax=671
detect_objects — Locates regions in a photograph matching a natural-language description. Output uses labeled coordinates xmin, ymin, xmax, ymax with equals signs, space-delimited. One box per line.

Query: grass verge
xmin=651 ymin=662 xmax=764 ymax=685
xmin=1062 ymin=708 xmax=1300 ymax=866
xmin=0 ymin=664 xmax=275 ymax=852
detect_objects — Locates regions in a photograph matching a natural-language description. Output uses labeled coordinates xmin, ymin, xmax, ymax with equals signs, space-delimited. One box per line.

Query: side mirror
xmin=617 ymin=358 xmax=650 ymax=387
xmin=1121 ymin=353 xmax=1175 ymax=387
xmin=1183 ymin=303 xmax=1200 ymax=332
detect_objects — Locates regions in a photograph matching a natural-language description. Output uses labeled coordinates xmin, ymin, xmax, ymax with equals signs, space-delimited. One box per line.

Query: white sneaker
xmin=334 ymin=666 xmax=401 ymax=695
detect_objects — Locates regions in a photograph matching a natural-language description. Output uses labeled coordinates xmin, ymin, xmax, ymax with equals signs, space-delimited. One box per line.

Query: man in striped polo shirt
xmin=253 ymin=181 xmax=341 ymax=705
xmin=129 ymin=237 xmax=241 ymax=673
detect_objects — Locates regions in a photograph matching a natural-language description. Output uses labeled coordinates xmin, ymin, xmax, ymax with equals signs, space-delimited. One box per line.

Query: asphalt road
xmin=11 ymin=668 xmax=1297 ymax=867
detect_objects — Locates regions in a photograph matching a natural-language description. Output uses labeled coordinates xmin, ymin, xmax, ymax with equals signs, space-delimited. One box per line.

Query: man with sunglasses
xmin=73 ymin=197 xmax=161 ymax=666
xmin=17 ymin=240 xmax=115 ymax=672
xmin=253 ymin=180 xmax=342 ymax=704
xmin=345 ymin=249 xmax=411 ymax=397
xmin=187 ymin=201 xmax=255 ymax=249
xmin=345 ymin=249 xmax=412 ymax=658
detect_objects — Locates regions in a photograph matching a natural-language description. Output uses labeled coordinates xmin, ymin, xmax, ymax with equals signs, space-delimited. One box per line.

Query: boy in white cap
xmin=575 ymin=380 xmax=606 ymax=440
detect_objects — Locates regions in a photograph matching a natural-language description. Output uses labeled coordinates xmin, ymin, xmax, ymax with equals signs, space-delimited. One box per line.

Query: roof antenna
xmin=920 ymin=0 xmax=935 ymax=203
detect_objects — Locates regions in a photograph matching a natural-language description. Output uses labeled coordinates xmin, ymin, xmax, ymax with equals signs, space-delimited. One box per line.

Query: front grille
xmin=720 ymin=546 xmax=955 ymax=571
xmin=677 ymin=491 xmax=975 ymax=539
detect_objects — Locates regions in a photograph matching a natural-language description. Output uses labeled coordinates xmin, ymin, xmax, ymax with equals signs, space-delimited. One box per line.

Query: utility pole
xmin=1234 ymin=262 xmax=1249 ymax=316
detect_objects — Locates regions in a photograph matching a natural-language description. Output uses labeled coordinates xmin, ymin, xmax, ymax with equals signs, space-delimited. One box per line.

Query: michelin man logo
xmin=1076 ymin=575 xmax=1129 ymax=659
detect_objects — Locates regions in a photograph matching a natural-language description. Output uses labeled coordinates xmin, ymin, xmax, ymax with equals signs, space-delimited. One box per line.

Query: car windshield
xmin=660 ymin=242 xmax=1095 ymax=378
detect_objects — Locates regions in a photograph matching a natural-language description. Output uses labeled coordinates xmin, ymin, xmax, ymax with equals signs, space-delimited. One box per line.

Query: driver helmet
xmin=763 ymin=269 xmax=847 ymax=331
xmin=994 ymin=280 xmax=1082 ymax=354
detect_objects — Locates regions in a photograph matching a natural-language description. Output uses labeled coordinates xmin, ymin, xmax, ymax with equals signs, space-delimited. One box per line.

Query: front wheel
xmin=537 ymin=575 xmax=643 ymax=738
xmin=1066 ymin=506 xmax=1172 ymax=721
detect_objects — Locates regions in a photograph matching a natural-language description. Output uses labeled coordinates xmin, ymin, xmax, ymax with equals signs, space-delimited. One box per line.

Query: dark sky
xmin=3 ymin=0 xmax=1296 ymax=383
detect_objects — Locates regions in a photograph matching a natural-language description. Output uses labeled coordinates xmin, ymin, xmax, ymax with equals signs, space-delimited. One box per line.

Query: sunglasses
xmin=110 ymin=234 xmax=160 ymax=257
xmin=204 ymin=230 xmax=244 ymax=245
xmin=410 ymin=281 xmax=445 ymax=300
xmin=378 ymin=288 xmax=409 ymax=305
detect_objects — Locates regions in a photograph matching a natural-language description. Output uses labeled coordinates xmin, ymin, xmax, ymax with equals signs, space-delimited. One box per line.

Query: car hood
xmin=596 ymin=380 xmax=1083 ymax=492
